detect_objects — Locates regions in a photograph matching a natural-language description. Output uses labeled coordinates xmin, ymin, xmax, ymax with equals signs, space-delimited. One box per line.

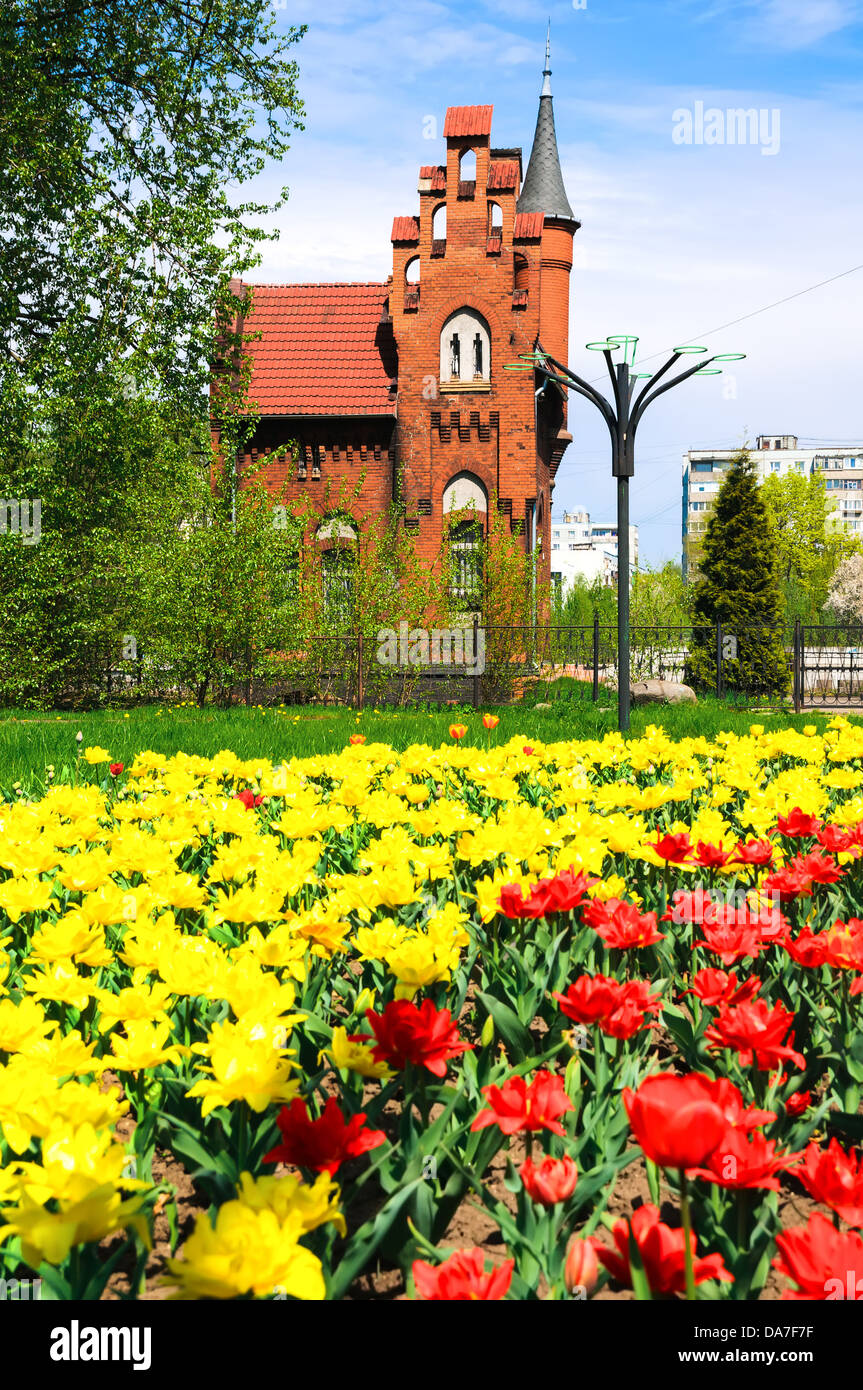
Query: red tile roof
xmin=430 ymin=166 xmax=446 ymax=191
xmin=443 ymin=105 xmax=493 ymax=138
xmin=240 ymin=283 xmax=397 ymax=417
xmin=391 ymin=216 xmax=420 ymax=243
xmin=513 ymin=211 xmax=544 ymax=240
xmin=488 ymin=160 xmax=519 ymax=190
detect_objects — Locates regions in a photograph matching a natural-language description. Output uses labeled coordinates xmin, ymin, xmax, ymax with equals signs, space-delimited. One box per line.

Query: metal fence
xmin=43 ymin=620 xmax=863 ymax=711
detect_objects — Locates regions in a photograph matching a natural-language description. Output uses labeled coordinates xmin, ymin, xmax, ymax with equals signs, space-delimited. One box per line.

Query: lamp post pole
xmin=508 ymin=336 xmax=745 ymax=732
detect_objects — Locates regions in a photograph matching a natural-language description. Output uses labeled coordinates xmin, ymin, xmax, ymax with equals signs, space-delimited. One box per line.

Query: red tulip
xmin=705 ymin=998 xmax=805 ymax=1072
xmin=648 ymin=832 xmax=692 ymax=863
xmin=498 ymin=869 xmax=598 ymax=921
xmin=693 ymin=840 xmax=733 ymax=868
xmin=686 ymin=1127 xmax=801 ymax=1191
xmin=784 ymin=926 xmax=831 ymax=968
xmin=471 ymin=1070 xmax=573 ymax=1137
xmin=519 ymin=1155 xmax=578 ymax=1206
xmin=682 ymin=968 xmax=761 ymax=1008
xmin=623 ymin=1073 xmax=730 ymax=1170
xmin=773 ymin=1213 xmax=863 ymax=1300
xmin=730 ymin=838 xmax=775 ymax=868
xmin=785 ymin=1089 xmax=811 ymax=1118
xmin=592 ymin=1204 xmax=732 ymax=1296
xmin=352 ymin=999 xmax=471 ymax=1078
xmin=264 ymin=1097 xmax=385 ymax=1175
xmin=522 ymin=745 xmax=534 ymax=756
xmin=821 ymin=919 xmax=863 ymax=973
xmin=816 ymin=824 xmax=856 ymax=853
xmin=797 ymin=1139 xmax=863 ymax=1227
xmin=708 ymin=1076 xmax=776 ymax=1132
xmin=762 ymin=865 xmax=814 ymax=902
xmin=449 ymin=724 xmax=467 ymax=741
xmin=482 ymin=714 xmax=499 ymax=730
xmin=582 ymin=897 xmax=665 ymax=950
xmin=661 ymin=888 xmax=715 ymax=925
xmin=789 ymin=850 xmax=844 ymax=886
xmin=775 ymin=808 xmax=821 ymax=839
xmin=412 ymin=1248 xmax=514 ymax=1301
xmin=564 ymin=1236 xmax=599 ymax=1295
xmin=109 ymin=762 xmax=124 ymax=777
xmin=348 ymin=734 xmax=366 ymax=745
xmin=554 ymin=975 xmax=662 ymax=1040
xmin=233 ymin=789 xmax=264 ymax=809
xmin=693 ymin=916 xmax=765 ymax=965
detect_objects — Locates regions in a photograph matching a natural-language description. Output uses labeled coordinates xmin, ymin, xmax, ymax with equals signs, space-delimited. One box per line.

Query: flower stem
xmin=679 ymin=1170 xmax=697 ymax=1301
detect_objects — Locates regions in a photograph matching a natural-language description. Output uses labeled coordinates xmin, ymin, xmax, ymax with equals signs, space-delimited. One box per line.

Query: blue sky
xmin=257 ymin=0 xmax=863 ymax=566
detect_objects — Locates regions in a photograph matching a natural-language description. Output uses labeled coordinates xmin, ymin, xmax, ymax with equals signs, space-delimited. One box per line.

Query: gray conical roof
xmin=516 ymin=31 xmax=576 ymax=223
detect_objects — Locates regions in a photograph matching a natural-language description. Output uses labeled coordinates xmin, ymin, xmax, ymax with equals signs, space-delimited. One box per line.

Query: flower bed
xmin=1 ymin=719 xmax=863 ymax=1300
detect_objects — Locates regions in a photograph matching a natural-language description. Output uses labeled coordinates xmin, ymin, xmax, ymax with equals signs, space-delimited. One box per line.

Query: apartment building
xmin=550 ymin=508 xmax=639 ymax=596
xmin=682 ymin=435 xmax=863 ymax=579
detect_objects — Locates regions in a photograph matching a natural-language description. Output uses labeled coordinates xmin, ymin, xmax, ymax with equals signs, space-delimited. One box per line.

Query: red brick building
xmin=228 ymin=39 xmax=578 ymax=606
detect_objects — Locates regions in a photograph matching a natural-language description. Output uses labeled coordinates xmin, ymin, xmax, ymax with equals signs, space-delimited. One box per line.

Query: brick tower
xmin=229 ymin=35 xmax=578 ymax=607
xmin=390 ymin=33 xmax=578 ymax=586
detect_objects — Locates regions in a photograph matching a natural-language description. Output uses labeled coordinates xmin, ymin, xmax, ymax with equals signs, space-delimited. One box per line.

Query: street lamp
xmin=507 ymin=336 xmax=745 ymax=732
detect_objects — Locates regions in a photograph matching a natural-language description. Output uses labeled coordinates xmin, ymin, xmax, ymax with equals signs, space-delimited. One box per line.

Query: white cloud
xmin=680 ymin=0 xmax=863 ymax=50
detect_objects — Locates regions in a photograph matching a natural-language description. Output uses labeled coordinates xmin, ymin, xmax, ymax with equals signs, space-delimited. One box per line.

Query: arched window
xmin=440 ymin=308 xmax=491 ymax=385
xmin=443 ymin=473 xmax=487 ymax=613
xmin=317 ymin=517 xmax=357 ymax=628
xmin=514 ymin=253 xmax=530 ymax=292
xmin=405 ymin=255 xmax=420 ymax=285
xmin=459 ymin=149 xmax=476 ymax=182
xmin=488 ymin=201 xmax=503 ymax=234
xmin=432 ymin=204 xmax=446 ymax=249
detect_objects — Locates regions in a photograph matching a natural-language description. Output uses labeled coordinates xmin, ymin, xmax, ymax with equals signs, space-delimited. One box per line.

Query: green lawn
xmin=0 ymin=694 xmax=858 ymax=793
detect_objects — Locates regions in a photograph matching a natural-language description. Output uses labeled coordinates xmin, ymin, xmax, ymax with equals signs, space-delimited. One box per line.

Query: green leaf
xmin=477 ymin=991 xmax=533 ymax=1064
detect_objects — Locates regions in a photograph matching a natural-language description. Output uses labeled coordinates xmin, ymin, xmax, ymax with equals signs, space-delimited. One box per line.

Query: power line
xmin=582 ymin=260 xmax=863 ymax=382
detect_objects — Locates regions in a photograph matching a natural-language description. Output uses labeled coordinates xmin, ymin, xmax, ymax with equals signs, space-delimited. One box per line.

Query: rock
xmin=534 ymin=701 xmax=552 ymax=710
xmin=630 ymin=679 xmax=696 ymax=706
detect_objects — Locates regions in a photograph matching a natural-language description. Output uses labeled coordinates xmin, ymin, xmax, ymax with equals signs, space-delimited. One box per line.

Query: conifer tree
xmin=686 ymin=449 xmax=790 ymax=697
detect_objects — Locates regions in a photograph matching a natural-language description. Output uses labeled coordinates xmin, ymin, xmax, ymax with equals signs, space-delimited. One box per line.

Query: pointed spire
xmin=541 ymin=21 xmax=552 ymax=97
xmin=517 ymin=26 xmax=576 ymax=223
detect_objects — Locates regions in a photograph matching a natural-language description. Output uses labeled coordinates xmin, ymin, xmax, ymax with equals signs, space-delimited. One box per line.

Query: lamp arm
xmin=536 ymin=353 xmax=617 ymax=433
xmin=629 ymin=352 xmax=682 ymax=423
xmin=630 ymin=356 xmax=718 ymax=433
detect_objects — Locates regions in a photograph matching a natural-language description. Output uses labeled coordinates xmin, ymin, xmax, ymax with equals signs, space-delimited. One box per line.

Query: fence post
xmin=793 ymin=618 xmax=802 ymax=714
xmin=472 ymin=615 xmax=480 ymax=709
xmin=356 ymin=631 xmax=364 ymax=711
xmin=592 ymin=613 xmax=599 ymax=702
xmin=715 ymin=621 xmax=723 ymax=701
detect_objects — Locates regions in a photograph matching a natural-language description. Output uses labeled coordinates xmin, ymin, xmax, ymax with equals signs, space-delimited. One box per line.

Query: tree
xmin=760 ymin=470 xmax=859 ymax=624
xmin=631 ymin=562 xmax=691 ymax=628
xmin=0 ymin=0 xmax=306 ymax=399
xmin=686 ymin=449 xmax=790 ymax=697
xmin=826 ymin=554 xmax=863 ymax=624
xmin=0 ymin=2 xmax=306 ymax=704
xmin=135 ymin=459 xmax=310 ymax=706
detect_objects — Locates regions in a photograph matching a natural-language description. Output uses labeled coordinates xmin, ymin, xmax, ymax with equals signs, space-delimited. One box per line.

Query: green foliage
xmin=134 ymin=461 xmax=310 ymax=706
xmin=686 ymin=450 xmax=790 ymax=697
xmin=552 ymin=575 xmax=615 ymax=628
xmin=0 ymin=2 xmax=308 ymax=705
xmin=0 ymin=0 xmax=306 ymax=400
xmin=551 ymin=562 xmax=690 ymax=631
xmin=760 ymin=470 xmax=860 ymax=625
xmin=0 ymin=358 xmax=210 ymax=705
